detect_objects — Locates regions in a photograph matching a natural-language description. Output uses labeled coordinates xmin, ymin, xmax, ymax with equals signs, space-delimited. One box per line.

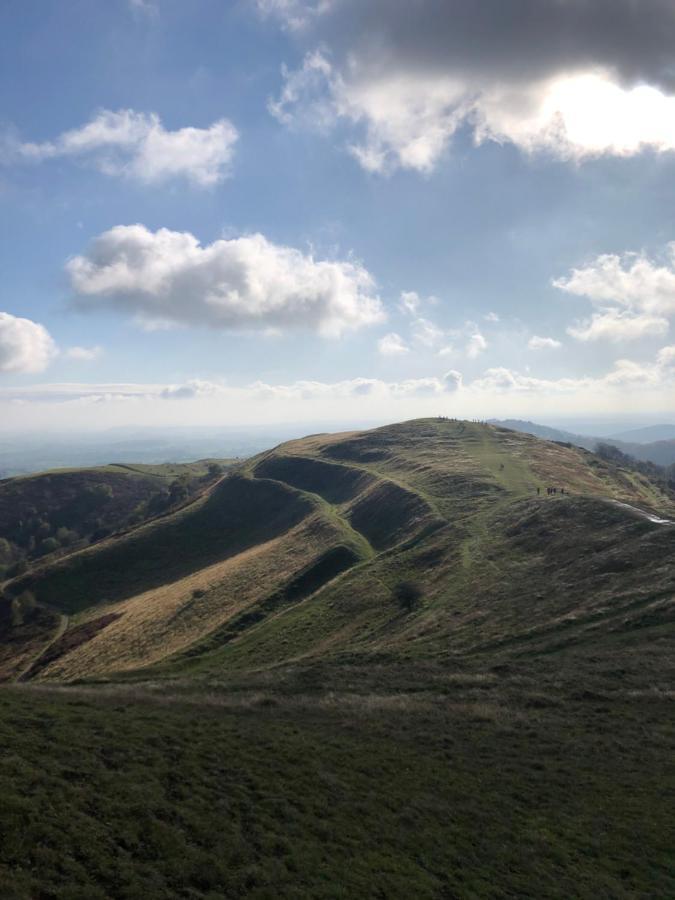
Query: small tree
xmin=393 ymin=580 xmax=424 ymax=612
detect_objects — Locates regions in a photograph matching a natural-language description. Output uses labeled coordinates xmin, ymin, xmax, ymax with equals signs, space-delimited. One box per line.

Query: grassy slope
xmin=0 ymin=458 xmax=234 ymax=580
xmin=4 ymin=418 xmax=673 ymax=683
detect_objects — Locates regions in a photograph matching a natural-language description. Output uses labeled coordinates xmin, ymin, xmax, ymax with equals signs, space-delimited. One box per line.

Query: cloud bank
xmin=267 ymin=0 xmax=675 ymax=172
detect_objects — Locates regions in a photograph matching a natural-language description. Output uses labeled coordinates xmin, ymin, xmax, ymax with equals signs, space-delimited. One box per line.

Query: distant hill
xmin=609 ymin=424 xmax=675 ymax=443
xmin=491 ymin=418 xmax=675 ymax=467
xmin=487 ymin=418 xmax=596 ymax=449
xmin=610 ymin=437 xmax=675 ymax=466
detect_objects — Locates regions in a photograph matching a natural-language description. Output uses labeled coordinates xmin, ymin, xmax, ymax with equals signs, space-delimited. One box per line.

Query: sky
xmin=2 ymin=0 xmax=675 ymax=431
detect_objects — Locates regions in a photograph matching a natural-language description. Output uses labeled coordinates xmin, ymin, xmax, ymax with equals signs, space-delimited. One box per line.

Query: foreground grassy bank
xmin=0 ymin=682 xmax=672 ymax=899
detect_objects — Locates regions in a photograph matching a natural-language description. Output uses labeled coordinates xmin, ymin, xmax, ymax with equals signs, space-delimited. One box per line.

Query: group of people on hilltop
xmin=537 ymin=486 xmax=565 ymax=496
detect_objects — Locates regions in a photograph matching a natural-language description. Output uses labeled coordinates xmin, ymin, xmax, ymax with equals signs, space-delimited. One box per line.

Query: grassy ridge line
xmin=28 ymin=470 xmax=378 ymax=680
xmin=147 ymin=458 xmax=451 ymax=678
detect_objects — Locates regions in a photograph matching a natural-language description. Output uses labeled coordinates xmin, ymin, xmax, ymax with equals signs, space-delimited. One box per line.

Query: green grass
xmin=0 ymin=682 xmax=672 ymax=900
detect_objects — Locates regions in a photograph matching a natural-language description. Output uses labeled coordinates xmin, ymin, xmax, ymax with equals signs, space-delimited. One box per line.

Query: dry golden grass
xmin=38 ymin=512 xmax=346 ymax=681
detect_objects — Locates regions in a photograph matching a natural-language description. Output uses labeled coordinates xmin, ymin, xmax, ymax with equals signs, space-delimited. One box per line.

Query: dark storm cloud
xmin=303 ymin=0 xmax=675 ymax=89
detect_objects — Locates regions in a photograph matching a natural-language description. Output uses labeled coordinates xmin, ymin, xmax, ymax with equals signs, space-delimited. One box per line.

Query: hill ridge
xmin=1 ymin=418 xmax=673 ymax=685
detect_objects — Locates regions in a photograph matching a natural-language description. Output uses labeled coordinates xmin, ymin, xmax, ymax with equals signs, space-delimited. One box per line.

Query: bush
xmin=393 ymin=580 xmax=424 ymax=612
xmin=10 ymin=590 xmax=36 ymax=628
xmin=0 ymin=537 xmax=13 ymax=564
xmin=39 ymin=537 xmax=60 ymax=556
xmin=56 ymin=527 xmax=79 ymax=547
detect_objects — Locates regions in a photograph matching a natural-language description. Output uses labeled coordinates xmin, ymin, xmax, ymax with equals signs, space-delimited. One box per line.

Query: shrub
xmin=393 ymin=580 xmax=424 ymax=612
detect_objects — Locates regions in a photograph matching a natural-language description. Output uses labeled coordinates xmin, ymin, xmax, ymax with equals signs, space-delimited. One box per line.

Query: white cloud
xmin=6 ymin=109 xmax=238 ymax=187
xmin=554 ymin=247 xmax=675 ymax=317
xmin=255 ymin=0 xmax=333 ymax=31
xmin=399 ymin=290 xmax=421 ymax=315
xmin=268 ymin=51 xmax=337 ymax=130
xmin=528 ymin=335 xmax=562 ymax=350
xmin=466 ymin=330 xmax=487 ymax=359
xmin=484 ymin=311 xmax=500 ymax=322
xmin=160 ymin=379 xmax=223 ymax=399
xmin=657 ymin=345 xmax=675 ymax=369
xmin=474 ymin=72 xmax=675 ymax=161
xmin=555 ymin=244 xmax=675 ymax=343
xmin=0 ymin=312 xmax=56 ymax=374
xmin=567 ymin=310 xmax=668 ymax=343
xmin=65 ymin=345 xmax=103 ymax=361
xmin=442 ymin=369 xmax=462 ymax=392
xmin=411 ymin=317 xmax=445 ymax=348
xmin=378 ymin=332 xmax=409 ymax=356
xmin=67 ymin=224 xmax=385 ymax=337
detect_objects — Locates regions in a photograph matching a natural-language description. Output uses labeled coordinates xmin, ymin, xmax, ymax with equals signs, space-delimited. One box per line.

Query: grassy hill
xmin=2 ymin=418 xmax=672 ymax=683
xmin=0 ymin=419 xmax=673 ymax=897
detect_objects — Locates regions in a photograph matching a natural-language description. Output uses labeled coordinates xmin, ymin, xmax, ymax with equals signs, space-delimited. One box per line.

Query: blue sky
xmin=2 ymin=0 xmax=675 ymax=429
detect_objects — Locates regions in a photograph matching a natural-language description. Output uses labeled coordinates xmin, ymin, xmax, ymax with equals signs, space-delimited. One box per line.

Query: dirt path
xmin=15 ymin=612 xmax=69 ymax=683
xmin=608 ymin=500 xmax=674 ymax=526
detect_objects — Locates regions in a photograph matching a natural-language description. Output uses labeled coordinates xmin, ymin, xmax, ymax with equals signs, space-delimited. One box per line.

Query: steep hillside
xmin=2 ymin=418 xmax=673 ymax=687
